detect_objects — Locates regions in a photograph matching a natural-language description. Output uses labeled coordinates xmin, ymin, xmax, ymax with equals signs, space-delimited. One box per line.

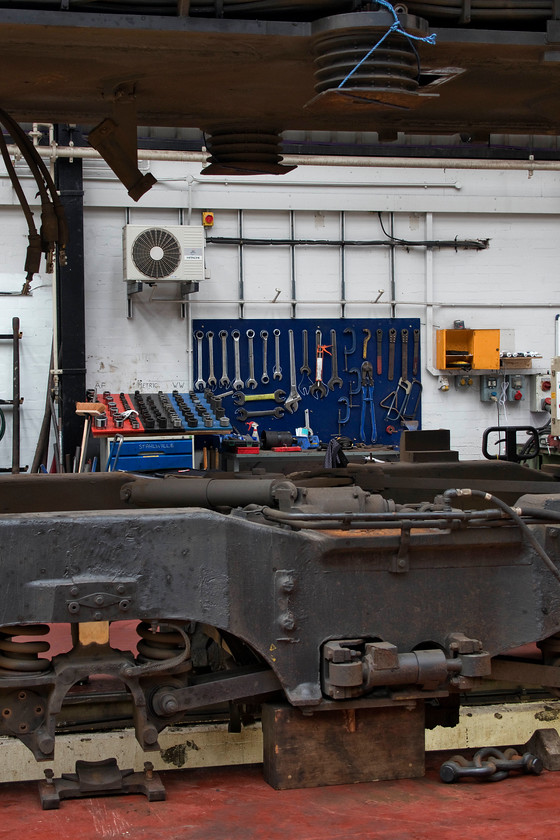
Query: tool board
xmin=192 ymin=318 xmax=422 ymax=447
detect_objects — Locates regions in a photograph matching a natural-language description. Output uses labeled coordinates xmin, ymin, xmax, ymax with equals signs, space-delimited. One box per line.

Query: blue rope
xmin=337 ymin=0 xmax=437 ymax=90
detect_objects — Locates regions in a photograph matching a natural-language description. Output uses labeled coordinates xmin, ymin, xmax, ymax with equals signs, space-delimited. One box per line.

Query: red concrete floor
xmin=0 ymin=756 xmax=558 ymax=840
xmin=7 ymin=625 xmax=555 ymax=838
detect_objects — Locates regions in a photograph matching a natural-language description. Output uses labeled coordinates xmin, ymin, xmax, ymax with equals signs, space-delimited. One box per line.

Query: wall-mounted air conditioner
xmin=123 ymin=225 xmax=205 ymax=283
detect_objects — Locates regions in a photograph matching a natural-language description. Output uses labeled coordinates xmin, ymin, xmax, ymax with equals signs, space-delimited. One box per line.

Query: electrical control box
xmin=507 ymin=374 xmax=526 ymax=403
xmin=480 ymin=375 xmax=499 ymax=402
xmin=552 ymin=358 xmax=560 ymax=435
xmin=529 ymin=373 xmax=552 ymax=413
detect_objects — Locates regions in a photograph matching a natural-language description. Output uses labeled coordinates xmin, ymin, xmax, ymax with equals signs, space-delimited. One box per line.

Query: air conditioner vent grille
xmin=131 ymin=227 xmax=182 ymax=279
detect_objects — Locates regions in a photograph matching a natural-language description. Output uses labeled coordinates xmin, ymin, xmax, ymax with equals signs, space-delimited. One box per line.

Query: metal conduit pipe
xmin=7 ymin=145 xmax=560 ymax=173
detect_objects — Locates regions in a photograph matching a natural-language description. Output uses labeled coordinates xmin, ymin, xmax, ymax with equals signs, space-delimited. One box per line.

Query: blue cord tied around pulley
xmin=337 ymin=0 xmax=437 ymax=91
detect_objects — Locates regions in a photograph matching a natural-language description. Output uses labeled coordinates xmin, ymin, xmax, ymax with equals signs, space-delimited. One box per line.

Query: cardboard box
xmin=500 ymin=357 xmax=533 ymax=369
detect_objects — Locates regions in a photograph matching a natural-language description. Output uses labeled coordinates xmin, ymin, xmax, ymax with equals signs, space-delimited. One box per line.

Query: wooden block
xmin=262 ymin=702 xmax=425 ymax=790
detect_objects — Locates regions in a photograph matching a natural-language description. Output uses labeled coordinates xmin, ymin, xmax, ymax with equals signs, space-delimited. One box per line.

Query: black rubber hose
xmin=443 ymin=488 xmax=560 ymax=584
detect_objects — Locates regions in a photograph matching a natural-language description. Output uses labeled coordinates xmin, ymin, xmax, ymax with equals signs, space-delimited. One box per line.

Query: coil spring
xmin=0 ymin=625 xmax=51 ymax=673
xmin=136 ymin=621 xmax=191 ymax=664
xmin=312 ymin=31 xmax=419 ymax=94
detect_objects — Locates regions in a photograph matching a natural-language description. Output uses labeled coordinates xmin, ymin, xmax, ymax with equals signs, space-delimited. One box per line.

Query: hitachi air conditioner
xmin=123 ymin=225 xmax=205 ymax=282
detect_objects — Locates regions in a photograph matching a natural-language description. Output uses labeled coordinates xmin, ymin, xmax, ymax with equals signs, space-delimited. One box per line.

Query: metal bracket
xmin=390 ymin=522 xmax=411 ymax=573
xmin=88 ymin=84 xmax=156 ymax=201
xmin=39 ymin=759 xmax=165 ymax=809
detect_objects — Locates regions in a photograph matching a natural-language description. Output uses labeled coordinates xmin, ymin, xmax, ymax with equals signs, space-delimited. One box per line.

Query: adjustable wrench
xmin=235 ymin=406 xmax=285 ymax=421
xmin=327 ymin=329 xmax=343 ymax=390
xmin=246 ymin=329 xmax=257 ymax=390
xmin=232 ymin=330 xmax=244 ymax=391
xmin=273 ymin=329 xmax=282 ymax=380
xmin=194 ymin=330 xmax=205 ymax=391
xmin=260 ymin=330 xmax=270 ymax=385
xmin=219 ymin=330 xmax=230 ymax=388
xmin=206 ymin=331 xmax=217 ymax=390
xmin=233 ymin=389 xmax=286 ymax=406
xmin=284 ymin=329 xmax=301 ymax=414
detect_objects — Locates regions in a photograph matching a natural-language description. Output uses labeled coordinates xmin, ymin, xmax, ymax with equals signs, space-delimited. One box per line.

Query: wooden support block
xmin=262 ymin=702 xmax=425 ymax=790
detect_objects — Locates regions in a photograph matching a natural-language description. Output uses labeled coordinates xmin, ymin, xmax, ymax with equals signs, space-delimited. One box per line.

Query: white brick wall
xmin=1 ymin=156 xmax=558 ymax=467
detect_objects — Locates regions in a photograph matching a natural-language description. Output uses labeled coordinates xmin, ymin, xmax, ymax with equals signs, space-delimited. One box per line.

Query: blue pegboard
xmin=193 ymin=319 xmax=421 ymax=447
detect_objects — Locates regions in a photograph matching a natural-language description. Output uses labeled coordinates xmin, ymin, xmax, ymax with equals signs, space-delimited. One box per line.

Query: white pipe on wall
xmin=7 ymin=144 xmax=560 ymax=174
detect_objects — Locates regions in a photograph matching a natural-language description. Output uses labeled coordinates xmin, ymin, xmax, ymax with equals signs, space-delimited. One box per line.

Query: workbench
xmin=222 ymin=447 xmax=399 ymax=473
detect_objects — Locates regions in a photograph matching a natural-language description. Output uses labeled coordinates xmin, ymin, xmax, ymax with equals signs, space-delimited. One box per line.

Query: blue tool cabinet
xmin=193 ymin=318 xmax=421 ymax=447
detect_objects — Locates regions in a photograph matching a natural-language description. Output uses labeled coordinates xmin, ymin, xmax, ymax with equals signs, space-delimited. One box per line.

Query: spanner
xmin=219 ymin=330 xmax=230 ymax=388
xmin=232 ymin=330 xmax=244 ymax=391
xmin=245 ymin=329 xmax=257 ymax=390
xmin=309 ymin=329 xmax=328 ymax=399
xmin=260 ymin=330 xmax=270 ymax=385
xmin=343 ymin=327 xmax=356 ymax=372
xmin=233 ymin=389 xmax=286 ymax=406
xmin=300 ymin=329 xmax=311 ymax=376
xmin=273 ymin=329 xmax=282 ymax=380
xmin=194 ymin=330 xmax=205 ymax=391
xmin=327 ymin=329 xmax=343 ymax=390
xmin=284 ymin=329 xmax=301 ymax=414
xmin=206 ymin=331 xmax=217 ymax=390
xmin=235 ymin=406 xmax=285 ymax=421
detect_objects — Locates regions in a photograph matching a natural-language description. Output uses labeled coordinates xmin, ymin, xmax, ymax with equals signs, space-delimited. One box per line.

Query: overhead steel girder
xmin=2 ymin=503 xmax=560 ymax=706
xmin=1 ymin=10 xmax=560 ymax=136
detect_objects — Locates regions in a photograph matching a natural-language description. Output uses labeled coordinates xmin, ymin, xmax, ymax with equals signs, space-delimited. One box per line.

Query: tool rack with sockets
xmin=90 ymin=390 xmax=232 ymax=471
xmin=193 ymin=318 xmax=422 ymax=446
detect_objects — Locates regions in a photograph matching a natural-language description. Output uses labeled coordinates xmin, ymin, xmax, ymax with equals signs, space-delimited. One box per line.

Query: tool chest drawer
xmin=101 ymin=435 xmax=194 ymax=472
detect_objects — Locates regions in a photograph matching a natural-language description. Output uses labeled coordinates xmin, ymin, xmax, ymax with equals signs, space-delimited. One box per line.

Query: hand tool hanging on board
xmin=380 ymin=329 xmax=411 ymax=421
xmin=284 ymin=329 xmax=301 ymax=414
xmin=376 ymin=329 xmax=383 ymax=376
xmin=260 ymin=330 xmax=270 ymax=385
xmin=273 ymin=329 xmax=282 ymax=380
xmin=245 ymin=329 xmax=257 ymax=390
xmin=348 ymin=367 xmax=360 ymax=408
xmin=412 ymin=328 xmax=420 ymax=378
xmin=219 ymin=330 xmax=230 ymax=388
xmin=309 ymin=329 xmax=329 ymax=399
xmin=233 ymin=389 xmax=286 ymax=405
xmin=387 ymin=328 xmax=397 ymax=381
xmin=360 ymin=361 xmax=377 ymax=444
xmin=362 ymin=328 xmax=371 ymax=360
xmin=235 ymin=406 xmax=285 ymax=421
xmin=343 ymin=327 xmax=356 ymax=372
xmin=299 ymin=329 xmax=312 ymax=395
xmin=206 ymin=331 xmax=217 ymax=390
xmin=327 ymin=329 xmax=343 ymax=391
xmin=231 ymin=330 xmax=244 ymax=391
xmin=195 ymin=330 xmax=205 ymax=391
xmin=338 ymin=396 xmax=350 ymax=436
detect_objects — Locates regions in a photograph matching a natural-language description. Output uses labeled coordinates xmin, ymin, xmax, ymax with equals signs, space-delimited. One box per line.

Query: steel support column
xmin=55 ymin=124 xmax=86 ymax=470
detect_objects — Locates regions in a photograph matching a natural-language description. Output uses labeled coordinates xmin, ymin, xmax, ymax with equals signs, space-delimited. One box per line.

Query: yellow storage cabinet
xmin=436 ymin=328 xmax=500 ymax=370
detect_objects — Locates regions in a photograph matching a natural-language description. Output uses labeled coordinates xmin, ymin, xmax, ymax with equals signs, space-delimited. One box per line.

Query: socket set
xmin=92 ymin=391 xmax=232 ymax=434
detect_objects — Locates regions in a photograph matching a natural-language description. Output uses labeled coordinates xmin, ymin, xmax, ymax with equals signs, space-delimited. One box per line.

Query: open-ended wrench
xmin=233 ymin=389 xmax=286 ymax=406
xmin=309 ymin=329 xmax=328 ymax=399
xmin=327 ymin=329 xmax=343 ymax=390
xmin=219 ymin=330 xmax=230 ymax=388
xmin=232 ymin=330 xmax=244 ymax=391
xmin=300 ymin=329 xmax=311 ymax=377
xmin=235 ymin=406 xmax=285 ymax=421
xmin=246 ymin=329 xmax=257 ymax=390
xmin=284 ymin=329 xmax=301 ymax=414
xmin=206 ymin=331 xmax=217 ymax=390
xmin=194 ymin=330 xmax=205 ymax=391
xmin=260 ymin=330 xmax=270 ymax=385
xmin=273 ymin=329 xmax=282 ymax=380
